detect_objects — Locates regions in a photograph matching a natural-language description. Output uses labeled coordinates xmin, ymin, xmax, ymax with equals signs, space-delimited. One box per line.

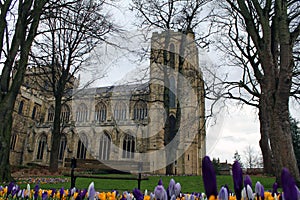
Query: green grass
xmin=16 ymin=174 xmax=276 ymax=193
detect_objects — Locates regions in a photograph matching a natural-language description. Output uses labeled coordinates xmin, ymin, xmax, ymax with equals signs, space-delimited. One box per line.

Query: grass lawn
xmin=17 ymin=174 xmax=276 ymax=193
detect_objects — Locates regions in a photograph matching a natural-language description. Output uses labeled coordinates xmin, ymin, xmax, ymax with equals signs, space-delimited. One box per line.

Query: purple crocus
xmin=154 ymin=180 xmax=167 ymax=200
xmin=232 ymin=160 xmax=243 ymax=200
xmin=281 ymin=168 xmax=298 ymax=200
xmin=87 ymin=182 xmax=95 ymax=200
xmin=42 ymin=191 xmax=48 ymax=200
xmin=244 ymin=175 xmax=252 ymax=188
xmin=174 ymin=183 xmax=181 ymax=197
xmin=255 ymin=181 xmax=264 ymax=200
xmin=133 ymin=188 xmax=144 ymax=200
xmin=33 ymin=184 xmax=39 ymax=200
xmin=202 ymin=156 xmax=218 ymax=198
xmin=218 ymin=186 xmax=229 ymax=200
xmin=60 ymin=187 xmax=64 ymax=199
xmin=272 ymin=182 xmax=278 ymax=197
xmin=51 ymin=188 xmax=56 ymax=198
xmin=7 ymin=182 xmax=14 ymax=196
xmin=167 ymin=178 xmax=175 ymax=198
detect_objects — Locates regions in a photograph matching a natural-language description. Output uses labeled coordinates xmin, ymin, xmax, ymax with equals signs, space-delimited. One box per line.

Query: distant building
xmin=10 ymin=30 xmax=206 ymax=175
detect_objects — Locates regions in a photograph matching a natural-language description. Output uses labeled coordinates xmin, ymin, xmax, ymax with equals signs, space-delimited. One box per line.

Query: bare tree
xmin=243 ymin=145 xmax=263 ymax=169
xmin=29 ymin=0 xmax=118 ymax=172
xmin=0 ymin=0 xmax=49 ymax=182
xmin=211 ymin=0 xmax=300 ymax=183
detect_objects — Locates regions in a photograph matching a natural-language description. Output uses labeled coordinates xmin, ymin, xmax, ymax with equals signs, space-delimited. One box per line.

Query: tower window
xmin=18 ymin=100 xmax=24 ymax=115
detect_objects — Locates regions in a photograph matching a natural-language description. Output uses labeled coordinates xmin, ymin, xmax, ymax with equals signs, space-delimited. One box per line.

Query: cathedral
xmin=9 ymin=30 xmax=206 ymax=175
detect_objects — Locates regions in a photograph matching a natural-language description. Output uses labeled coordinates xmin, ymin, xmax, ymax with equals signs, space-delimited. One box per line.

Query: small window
xmin=47 ymin=106 xmax=55 ymax=122
xmin=99 ymin=132 xmax=111 ymax=160
xmin=10 ymin=134 xmax=17 ymax=150
xmin=18 ymin=101 xmax=24 ymax=115
xmin=58 ymin=135 xmax=67 ymax=161
xmin=95 ymin=102 xmax=107 ymax=122
xmin=37 ymin=135 xmax=47 ymax=160
xmin=77 ymin=134 xmax=87 ymax=159
xmin=61 ymin=104 xmax=70 ymax=123
xmin=76 ymin=103 xmax=88 ymax=122
xmin=31 ymin=106 xmax=37 ymax=120
xmin=133 ymin=101 xmax=148 ymax=120
xmin=114 ymin=102 xmax=126 ymax=121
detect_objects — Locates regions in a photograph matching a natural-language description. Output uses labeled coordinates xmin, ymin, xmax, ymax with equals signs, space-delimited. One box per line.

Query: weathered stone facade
xmin=9 ymin=31 xmax=206 ymax=175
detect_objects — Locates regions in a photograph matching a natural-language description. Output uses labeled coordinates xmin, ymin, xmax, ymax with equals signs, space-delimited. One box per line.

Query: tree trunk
xmin=49 ymin=95 xmax=63 ymax=172
xmin=0 ymin=103 xmax=14 ymax=182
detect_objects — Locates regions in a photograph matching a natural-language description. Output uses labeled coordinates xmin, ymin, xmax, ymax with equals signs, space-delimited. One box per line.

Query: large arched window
xmin=37 ymin=135 xmax=47 ymax=160
xmin=122 ymin=134 xmax=135 ymax=159
xmin=114 ymin=102 xmax=126 ymax=121
xmin=61 ymin=104 xmax=70 ymax=123
xmin=58 ymin=135 xmax=67 ymax=161
xmin=134 ymin=101 xmax=148 ymax=120
xmin=76 ymin=103 xmax=88 ymax=122
xmin=18 ymin=100 xmax=24 ymax=115
xmin=95 ymin=102 xmax=107 ymax=122
xmin=47 ymin=106 xmax=55 ymax=122
xmin=169 ymin=76 xmax=176 ymax=108
xmin=77 ymin=133 xmax=87 ymax=159
xmin=99 ymin=132 xmax=111 ymax=160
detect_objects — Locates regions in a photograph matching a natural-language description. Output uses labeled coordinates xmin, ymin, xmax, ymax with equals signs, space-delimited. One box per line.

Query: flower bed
xmin=1 ymin=156 xmax=299 ymax=200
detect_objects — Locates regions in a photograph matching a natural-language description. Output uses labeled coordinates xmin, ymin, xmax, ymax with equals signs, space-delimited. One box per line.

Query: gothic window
xmin=36 ymin=135 xmax=47 ymax=160
xmin=122 ymin=134 xmax=135 ymax=159
xmin=58 ymin=135 xmax=67 ymax=161
xmin=169 ymin=76 xmax=176 ymax=108
xmin=77 ymin=134 xmax=87 ymax=159
xmin=76 ymin=103 xmax=88 ymax=122
xmin=18 ymin=100 xmax=24 ymax=115
xmin=99 ymin=132 xmax=111 ymax=160
xmin=47 ymin=106 xmax=55 ymax=122
xmin=133 ymin=101 xmax=148 ymax=120
xmin=61 ymin=104 xmax=70 ymax=123
xmin=169 ymin=43 xmax=175 ymax=68
xmin=95 ymin=102 xmax=107 ymax=122
xmin=10 ymin=134 xmax=17 ymax=150
xmin=31 ymin=106 xmax=37 ymax=120
xmin=114 ymin=102 xmax=126 ymax=121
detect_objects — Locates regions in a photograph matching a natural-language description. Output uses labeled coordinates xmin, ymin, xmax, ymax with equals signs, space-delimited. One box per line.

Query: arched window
xmin=95 ymin=102 xmax=107 ymax=122
xmin=169 ymin=76 xmax=176 ymax=108
xmin=169 ymin=43 xmax=175 ymax=68
xmin=47 ymin=106 xmax=55 ymax=122
xmin=58 ymin=135 xmax=67 ymax=161
xmin=10 ymin=134 xmax=17 ymax=150
xmin=76 ymin=103 xmax=88 ymax=122
xmin=122 ymin=134 xmax=135 ymax=159
xmin=37 ymin=135 xmax=47 ymax=160
xmin=61 ymin=104 xmax=70 ymax=123
xmin=18 ymin=100 xmax=24 ymax=115
xmin=77 ymin=133 xmax=87 ymax=159
xmin=114 ymin=102 xmax=126 ymax=121
xmin=134 ymin=101 xmax=148 ymax=120
xmin=31 ymin=106 xmax=37 ymax=120
xmin=99 ymin=132 xmax=111 ymax=160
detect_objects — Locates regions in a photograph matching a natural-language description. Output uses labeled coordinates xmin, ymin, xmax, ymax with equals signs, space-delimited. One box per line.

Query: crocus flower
xmin=33 ymin=184 xmax=39 ymax=200
xmin=167 ymin=179 xmax=175 ymax=198
xmin=255 ymin=181 xmax=264 ymax=200
xmin=7 ymin=182 xmax=14 ymax=196
xmin=42 ymin=191 xmax=48 ymax=200
xmin=202 ymin=156 xmax=218 ymax=198
xmin=60 ymin=187 xmax=64 ymax=199
xmin=241 ymin=185 xmax=254 ymax=200
xmin=133 ymin=188 xmax=144 ymax=200
xmin=232 ymin=160 xmax=243 ymax=200
xmin=272 ymin=182 xmax=278 ymax=197
xmin=154 ymin=180 xmax=167 ymax=200
xmin=51 ymin=188 xmax=56 ymax=198
xmin=281 ymin=168 xmax=298 ymax=200
xmin=88 ymin=182 xmax=95 ymax=200
xmin=174 ymin=183 xmax=181 ymax=197
xmin=218 ymin=186 xmax=228 ymax=200
xmin=244 ymin=175 xmax=252 ymax=188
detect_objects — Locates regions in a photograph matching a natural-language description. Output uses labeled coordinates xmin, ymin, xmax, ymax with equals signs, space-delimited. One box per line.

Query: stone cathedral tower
xmin=148 ymin=30 xmax=206 ymax=175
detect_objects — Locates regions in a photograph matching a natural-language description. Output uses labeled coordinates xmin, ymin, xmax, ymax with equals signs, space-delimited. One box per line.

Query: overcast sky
xmin=82 ymin=0 xmax=300 ymax=165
